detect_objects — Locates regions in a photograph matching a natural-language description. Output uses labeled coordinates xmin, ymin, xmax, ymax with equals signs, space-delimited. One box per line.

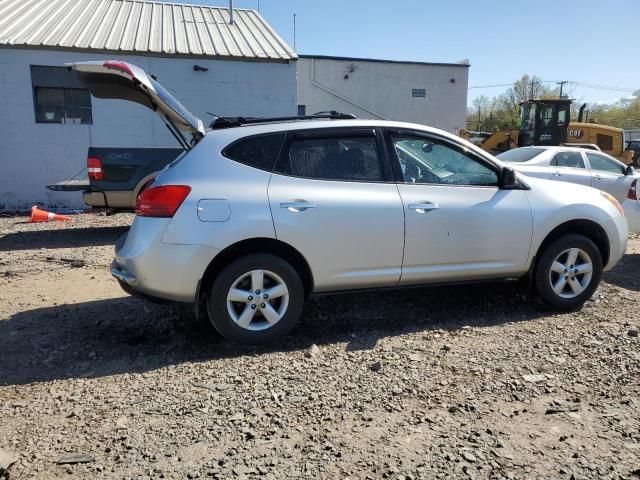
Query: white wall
xmin=0 ymin=48 xmax=297 ymax=210
xmin=297 ymin=57 xmax=468 ymax=134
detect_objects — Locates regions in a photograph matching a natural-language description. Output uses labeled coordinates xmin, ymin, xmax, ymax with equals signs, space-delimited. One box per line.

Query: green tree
xmin=467 ymin=74 xmax=554 ymax=131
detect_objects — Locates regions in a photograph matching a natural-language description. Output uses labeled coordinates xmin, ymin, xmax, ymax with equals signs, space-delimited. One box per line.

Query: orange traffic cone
xmin=30 ymin=205 xmax=72 ymax=223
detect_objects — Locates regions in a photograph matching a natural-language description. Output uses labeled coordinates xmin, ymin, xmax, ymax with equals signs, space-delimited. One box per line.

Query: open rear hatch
xmin=67 ymin=60 xmax=205 ymax=149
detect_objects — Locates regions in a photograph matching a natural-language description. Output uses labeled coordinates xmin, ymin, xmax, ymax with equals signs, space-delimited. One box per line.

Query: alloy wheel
xmin=226 ymin=269 xmax=289 ymax=331
xmin=548 ymin=248 xmax=593 ymax=299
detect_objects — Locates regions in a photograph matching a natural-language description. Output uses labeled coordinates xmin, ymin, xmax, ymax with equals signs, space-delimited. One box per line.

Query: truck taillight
xmin=87 ymin=156 xmax=103 ymax=180
xmin=135 ymin=185 xmax=191 ymax=218
xmin=628 ymin=179 xmax=638 ymax=200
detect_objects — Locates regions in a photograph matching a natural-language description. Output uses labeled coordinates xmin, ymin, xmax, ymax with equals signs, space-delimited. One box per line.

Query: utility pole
xmin=293 ymin=14 xmax=296 ymax=51
xmin=557 ymin=80 xmax=568 ymax=98
xmin=529 ymin=80 xmax=537 ymax=100
xmin=477 ymin=106 xmax=481 ymax=132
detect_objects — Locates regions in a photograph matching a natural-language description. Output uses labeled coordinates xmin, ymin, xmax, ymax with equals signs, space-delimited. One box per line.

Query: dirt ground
xmin=0 ymin=212 xmax=638 ymax=480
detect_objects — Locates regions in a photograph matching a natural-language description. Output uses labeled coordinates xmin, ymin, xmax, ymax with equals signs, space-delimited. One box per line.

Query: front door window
xmin=391 ymin=136 xmax=498 ymax=186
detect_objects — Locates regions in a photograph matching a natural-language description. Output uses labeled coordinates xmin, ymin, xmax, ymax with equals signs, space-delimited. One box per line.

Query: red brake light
xmin=135 ymin=185 xmax=191 ymax=218
xmin=87 ymin=156 xmax=103 ymax=180
xmin=103 ymin=60 xmax=134 ymax=77
xmin=628 ymin=179 xmax=638 ymax=200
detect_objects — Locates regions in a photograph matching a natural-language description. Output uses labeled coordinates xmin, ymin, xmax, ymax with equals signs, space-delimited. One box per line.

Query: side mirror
xmin=626 ymin=165 xmax=635 ymax=176
xmin=422 ymin=142 xmax=433 ymax=153
xmin=501 ymin=166 xmax=518 ymax=189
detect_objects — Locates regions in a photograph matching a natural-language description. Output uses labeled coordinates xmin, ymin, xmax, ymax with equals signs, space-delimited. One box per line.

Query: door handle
xmin=593 ymin=174 xmax=602 ymax=180
xmin=552 ymin=170 xmax=562 ymax=176
xmin=280 ymin=201 xmax=317 ymax=212
xmin=408 ymin=202 xmax=439 ymax=213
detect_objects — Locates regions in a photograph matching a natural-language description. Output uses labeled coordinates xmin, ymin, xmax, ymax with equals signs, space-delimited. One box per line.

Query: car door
xmin=268 ymin=127 xmax=405 ymax=291
xmin=549 ymin=150 xmax=593 ymax=187
xmin=385 ymin=129 xmax=533 ymax=284
xmin=585 ymin=152 xmax=630 ymax=202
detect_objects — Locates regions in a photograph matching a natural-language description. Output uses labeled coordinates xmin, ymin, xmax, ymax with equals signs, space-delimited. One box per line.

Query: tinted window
xmin=552 ymin=151 xmax=585 ymax=169
xmin=278 ymin=134 xmax=383 ymax=181
xmin=496 ymin=147 xmax=545 ymax=162
xmin=391 ymin=135 xmax=498 ymax=186
xmin=586 ymin=153 xmax=624 ymax=175
xmin=223 ymin=133 xmax=285 ymax=171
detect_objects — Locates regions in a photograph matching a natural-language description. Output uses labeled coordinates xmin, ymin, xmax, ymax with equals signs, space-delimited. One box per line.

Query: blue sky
xmin=170 ymin=0 xmax=640 ymax=107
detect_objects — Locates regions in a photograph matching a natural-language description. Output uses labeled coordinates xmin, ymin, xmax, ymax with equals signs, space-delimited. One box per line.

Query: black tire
xmin=534 ymin=234 xmax=602 ymax=311
xmin=207 ymin=254 xmax=304 ymax=344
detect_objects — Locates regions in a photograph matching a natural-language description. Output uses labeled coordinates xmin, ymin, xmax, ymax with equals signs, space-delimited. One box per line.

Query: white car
xmin=69 ymin=60 xmax=629 ymax=344
xmin=497 ymin=146 xmax=640 ymax=233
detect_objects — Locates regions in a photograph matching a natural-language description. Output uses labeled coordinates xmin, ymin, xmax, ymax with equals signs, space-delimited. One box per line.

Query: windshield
xmin=520 ymin=103 xmax=536 ymax=131
xmin=497 ymin=147 xmax=546 ymax=162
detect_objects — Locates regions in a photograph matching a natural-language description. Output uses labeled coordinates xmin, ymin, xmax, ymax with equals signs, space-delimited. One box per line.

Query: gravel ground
xmin=0 ymin=212 xmax=639 ymax=479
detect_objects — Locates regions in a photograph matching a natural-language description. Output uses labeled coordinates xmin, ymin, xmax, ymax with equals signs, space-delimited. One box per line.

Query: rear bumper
xmin=113 ymin=217 xmax=218 ymax=303
xmin=84 ymin=191 xmax=133 ymax=209
xmin=111 ymin=260 xmax=138 ymax=287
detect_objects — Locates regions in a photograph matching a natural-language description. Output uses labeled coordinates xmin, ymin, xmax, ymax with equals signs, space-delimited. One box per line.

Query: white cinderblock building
xmin=297 ymin=55 xmax=469 ymax=135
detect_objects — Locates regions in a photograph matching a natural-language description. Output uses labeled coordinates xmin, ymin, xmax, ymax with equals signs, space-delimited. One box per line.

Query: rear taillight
xmin=87 ymin=156 xmax=103 ymax=180
xmin=628 ymin=179 xmax=637 ymax=200
xmin=135 ymin=185 xmax=191 ymax=218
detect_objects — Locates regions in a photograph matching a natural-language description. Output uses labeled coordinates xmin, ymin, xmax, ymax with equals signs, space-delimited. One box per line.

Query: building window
xmin=412 ymin=88 xmax=426 ymax=98
xmin=298 ymin=105 xmax=306 ymax=116
xmin=31 ymin=66 xmax=92 ymax=124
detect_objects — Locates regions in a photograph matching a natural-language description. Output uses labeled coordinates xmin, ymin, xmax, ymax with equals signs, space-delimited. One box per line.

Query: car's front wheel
xmin=534 ymin=234 xmax=603 ymax=311
xmin=208 ymin=254 xmax=304 ymax=344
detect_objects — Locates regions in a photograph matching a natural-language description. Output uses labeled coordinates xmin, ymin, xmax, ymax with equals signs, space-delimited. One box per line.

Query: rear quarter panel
xmin=157 ymin=133 xmax=276 ymax=248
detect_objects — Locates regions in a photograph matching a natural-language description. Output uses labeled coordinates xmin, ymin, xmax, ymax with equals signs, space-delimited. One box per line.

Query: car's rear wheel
xmin=535 ymin=234 xmax=602 ymax=311
xmin=208 ymin=254 xmax=304 ymax=344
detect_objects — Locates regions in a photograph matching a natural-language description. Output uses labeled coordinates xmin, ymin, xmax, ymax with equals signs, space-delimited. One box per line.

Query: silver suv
xmin=71 ymin=61 xmax=628 ymax=344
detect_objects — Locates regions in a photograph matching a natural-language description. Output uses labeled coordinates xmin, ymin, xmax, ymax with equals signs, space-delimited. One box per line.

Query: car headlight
xmin=600 ymin=191 xmax=624 ymax=216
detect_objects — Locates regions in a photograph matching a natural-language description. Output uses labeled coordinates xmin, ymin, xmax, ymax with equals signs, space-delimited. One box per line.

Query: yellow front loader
xmin=461 ymin=99 xmax=633 ymax=164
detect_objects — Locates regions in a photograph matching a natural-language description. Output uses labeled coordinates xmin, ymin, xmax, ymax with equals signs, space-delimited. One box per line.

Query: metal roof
xmin=0 ymin=0 xmax=297 ymax=62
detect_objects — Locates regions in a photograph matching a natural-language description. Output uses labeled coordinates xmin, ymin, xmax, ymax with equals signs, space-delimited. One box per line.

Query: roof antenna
xmin=229 ymin=0 xmax=234 ymax=24
xmin=293 ymin=13 xmax=296 ymax=51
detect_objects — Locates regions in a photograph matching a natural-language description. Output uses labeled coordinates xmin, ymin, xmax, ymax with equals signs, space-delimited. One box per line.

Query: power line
xmin=469 ymin=80 xmax=637 ymax=93
xmin=468 ymin=81 xmax=559 ymax=89
xmin=569 ymin=81 xmax=637 ymax=93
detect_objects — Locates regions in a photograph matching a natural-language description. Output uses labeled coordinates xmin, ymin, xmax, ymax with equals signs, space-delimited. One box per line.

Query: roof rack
xmin=209 ymin=111 xmax=357 ymax=129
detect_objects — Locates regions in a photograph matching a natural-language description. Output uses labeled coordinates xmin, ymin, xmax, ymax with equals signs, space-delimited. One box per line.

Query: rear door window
xmin=551 ymin=151 xmax=586 ymax=169
xmin=276 ymin=131 xmax=385 ymax=182
xmin=223 ymin=133 xmax=285 ymax=172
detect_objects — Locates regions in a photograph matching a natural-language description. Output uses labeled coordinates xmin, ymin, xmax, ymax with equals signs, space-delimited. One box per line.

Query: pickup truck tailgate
xmin=46 ymin=179 xmax=90 ymax=192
